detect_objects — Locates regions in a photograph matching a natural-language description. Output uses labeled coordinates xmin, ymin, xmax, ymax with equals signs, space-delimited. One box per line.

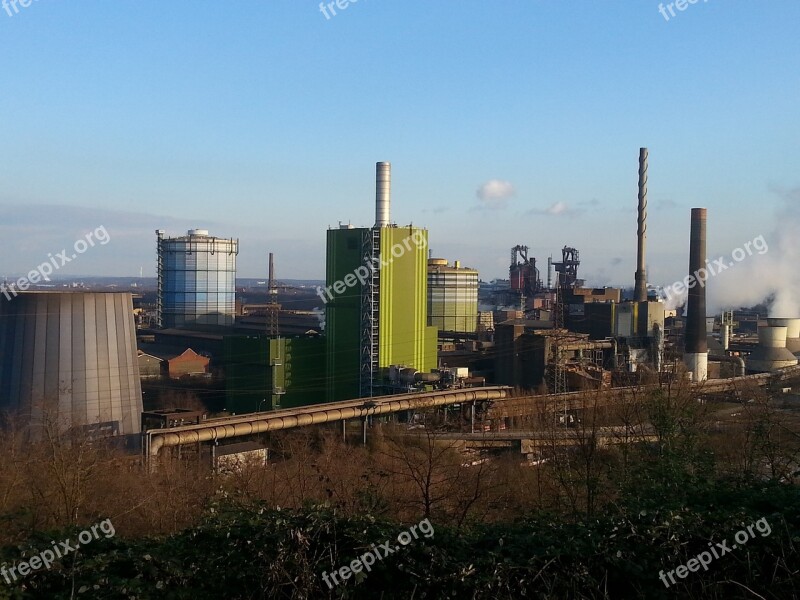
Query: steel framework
xmin=156 ymin=230 xmax=164 ymax=328
xmin=359 ymin=227 xmax=381 ymax=398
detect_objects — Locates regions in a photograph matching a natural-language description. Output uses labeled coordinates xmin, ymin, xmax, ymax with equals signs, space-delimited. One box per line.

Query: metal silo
xmin=157 ymin=229 xmax=239 ymax=328
xmin=0 ymin=292 xmax=143 ymax=436
xmin=427 ymin=258 xmax=479 ymax=333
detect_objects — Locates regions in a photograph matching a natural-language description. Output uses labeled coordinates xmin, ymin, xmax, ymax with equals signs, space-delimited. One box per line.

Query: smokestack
xmin=720 ymin=323 xmax=730 ymax=351
xmin=634 ymin=148 xmax=648 ymax=302
xmin=268 ymin=252 xmax=275 ymax=287
xmin=375 ymin=161 xmax=391 ymax=227
xmin=685 ymin=208 xmax=708 ymax=381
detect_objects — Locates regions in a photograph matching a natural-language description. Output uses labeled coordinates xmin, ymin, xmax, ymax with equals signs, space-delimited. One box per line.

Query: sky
xmin=1 ymin=1 xmax=798 ymax=292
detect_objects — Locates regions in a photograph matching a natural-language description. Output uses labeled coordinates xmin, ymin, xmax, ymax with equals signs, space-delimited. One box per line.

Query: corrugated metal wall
xmin=379 ymin=227 xmax=436 ymax=373
xmin=0 ymin=292 xmax=143 ymax=435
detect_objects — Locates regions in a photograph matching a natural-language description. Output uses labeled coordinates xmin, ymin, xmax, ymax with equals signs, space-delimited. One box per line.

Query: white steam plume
xmin=707 ymin=187 xmax=800 ymax=317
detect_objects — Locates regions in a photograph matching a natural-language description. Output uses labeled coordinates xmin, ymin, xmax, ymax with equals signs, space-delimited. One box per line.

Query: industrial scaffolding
xmin=359 ymin=227 xmax=381 ymax=398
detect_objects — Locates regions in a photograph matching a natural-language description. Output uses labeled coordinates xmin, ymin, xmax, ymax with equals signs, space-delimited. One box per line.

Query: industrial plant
xmin=1 ymin=150 xmax=799 ymax=467
xmin=5 ymin=5 xmax=799 ymax=597
xmin=1 ymin=151 xmax=799 ymax=600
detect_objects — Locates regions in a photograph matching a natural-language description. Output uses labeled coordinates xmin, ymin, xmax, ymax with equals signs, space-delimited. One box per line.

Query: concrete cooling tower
xmin=746 ymin=325 xmax=799 ymax=374
xmin=0 ymin=292 xmax=143 ymax=436
xmin=767 ymin=318 xmax=800 ymax=355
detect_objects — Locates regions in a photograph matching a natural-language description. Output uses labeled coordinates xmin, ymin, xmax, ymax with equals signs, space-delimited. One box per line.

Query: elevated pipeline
xmin=146 ymin=387 xmax=510 ymax=459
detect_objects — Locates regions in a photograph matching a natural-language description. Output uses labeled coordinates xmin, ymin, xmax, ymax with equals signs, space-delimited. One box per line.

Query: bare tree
xmin=375 ymin=419 xmax=498 ymax=526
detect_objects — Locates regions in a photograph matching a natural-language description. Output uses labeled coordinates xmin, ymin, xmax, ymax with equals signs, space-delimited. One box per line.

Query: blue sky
xmin=1 ymin=1 xmax=798 ymax=289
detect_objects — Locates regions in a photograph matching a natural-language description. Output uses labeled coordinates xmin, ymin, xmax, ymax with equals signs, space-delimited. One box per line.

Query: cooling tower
xmin=746 ymin=326 xmax=799 ymax=373
xmin=0 ymin=292 xmax=143 ymax=436
xmin=767 ymin=318 xmax=800 ymax=355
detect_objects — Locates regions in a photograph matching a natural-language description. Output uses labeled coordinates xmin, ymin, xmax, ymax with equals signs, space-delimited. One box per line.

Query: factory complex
xmin=1 ymin=151 xmax=798 ymax=461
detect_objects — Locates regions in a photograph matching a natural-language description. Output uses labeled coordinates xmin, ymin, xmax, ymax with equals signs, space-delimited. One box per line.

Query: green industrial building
xmin=223 ymin=161 xmax=438 ymax=410
xmin=324 ymin=163 xmax=438 ymax=402
xmin=224 ymin=335 xmax=326 ymax=413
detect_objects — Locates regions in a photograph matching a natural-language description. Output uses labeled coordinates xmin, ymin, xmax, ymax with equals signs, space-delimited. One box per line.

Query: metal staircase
xmin=359 ymin=227 xmax=381 ymax=398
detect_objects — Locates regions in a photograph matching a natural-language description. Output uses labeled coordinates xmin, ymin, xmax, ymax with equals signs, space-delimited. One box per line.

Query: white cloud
xmin=528 ymin=201 xmax=574 ymax=216
xmin=546 ymin=201 xmax=570 ymax=215
xmin=655 ymin=198 xmax=679 ymax=210
xmin=476 ymin=179 xmax=515 ymax=209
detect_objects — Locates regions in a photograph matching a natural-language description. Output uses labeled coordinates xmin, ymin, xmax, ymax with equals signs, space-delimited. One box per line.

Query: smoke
xmin=768 ymin=186 xmax=800 ymax=316
xmin=707 ymin=187 xmax=800 ymax=317
xmin=662 ymin=286 xmax=687 ymax=312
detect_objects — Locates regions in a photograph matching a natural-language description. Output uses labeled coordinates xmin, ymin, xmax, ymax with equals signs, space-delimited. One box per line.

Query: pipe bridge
xmin=145 ymin=387 xmax=511 ymax=460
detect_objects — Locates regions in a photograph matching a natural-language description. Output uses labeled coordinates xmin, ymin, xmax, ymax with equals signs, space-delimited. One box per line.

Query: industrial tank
xmin=427 ymin=258 xmax=479 ymax=333
xmin=0 ymin=292 xmax=143 ymax=435
xmin=157 ymin=229 xmax=239 ymax=328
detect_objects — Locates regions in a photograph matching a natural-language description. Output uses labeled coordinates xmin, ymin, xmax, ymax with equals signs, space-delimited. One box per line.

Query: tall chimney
xmin=685 ymin=207 xmax=708 ymax=381
xmin=634 ymin=147 xmax=648 ymax=302
xmin=268 ymin=252 xmax=275 ymax=287
xmin=375 ymin=161 xmax=391 ymax=227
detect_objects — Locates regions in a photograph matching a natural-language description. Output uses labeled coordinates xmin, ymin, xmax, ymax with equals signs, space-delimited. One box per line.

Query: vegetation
xmin=0 ymin=381 xmax=798 ymax=598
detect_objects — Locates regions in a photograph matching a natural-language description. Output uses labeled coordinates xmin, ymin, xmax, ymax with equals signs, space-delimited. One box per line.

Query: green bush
xmin=2 ymin=478 xmax=798 ymax=599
